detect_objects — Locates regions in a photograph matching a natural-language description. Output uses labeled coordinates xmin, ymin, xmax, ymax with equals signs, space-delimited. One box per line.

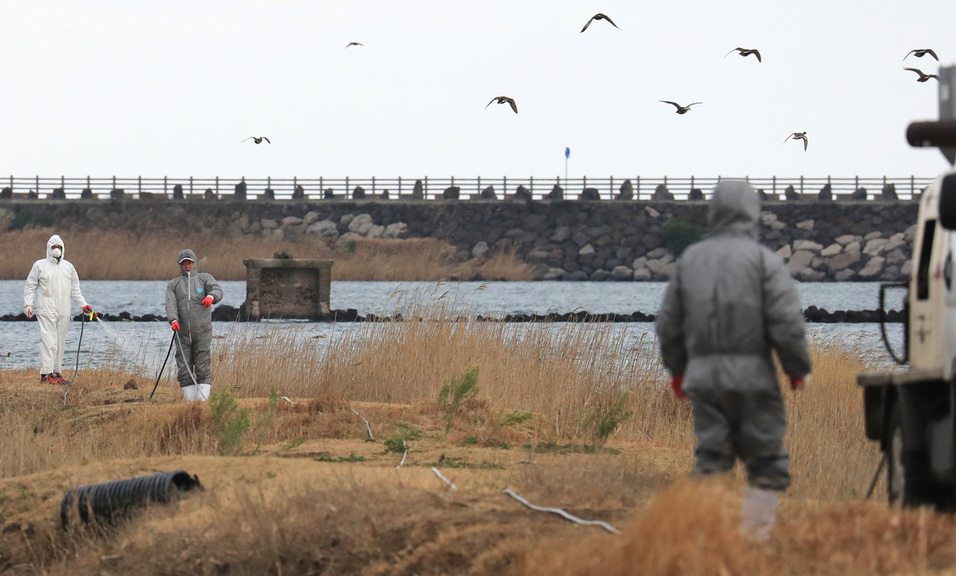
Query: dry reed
xmin=1 ymin=297 xmax=928 ymax=575
xmin=0 ymin=228 xmax=533 ymax=281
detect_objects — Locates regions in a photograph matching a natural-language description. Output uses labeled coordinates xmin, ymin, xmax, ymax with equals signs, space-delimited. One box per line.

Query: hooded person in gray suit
xmin=165 ymin=249 xmax=223 ymax=402
xmin=656 ymin=179 xmax=812 ymax=541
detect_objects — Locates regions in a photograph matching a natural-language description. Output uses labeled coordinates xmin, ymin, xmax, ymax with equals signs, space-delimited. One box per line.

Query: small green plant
xmin=209 ymin=389 xmax=251 ymax=456
xmin=437 ymin=366 xmax=480 ymax=438
xmin=583 ymin=392 xmax=633 ymax=450
xmin=279 ymin=437 xmax=306 ymax=452
xmin=252 ymin=386 xmax=279 ymax=455
xmin=315 ymin=453 xmax=366 ymax=463
xmin=483 ymin=409 xmax=533 ymax=446
xmin=383 ymin=423 xmax=424 ymax=453
xmin=663 ymin=217 xmax=704 ymax=257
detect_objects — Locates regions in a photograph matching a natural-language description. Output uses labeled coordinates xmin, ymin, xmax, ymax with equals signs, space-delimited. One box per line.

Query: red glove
xmin=789 ymin=376 xmax=806 ymax=391
xmin=671 ymin=374 xmax=686 ymax=400
xmin=171 ymin=320 xmax=180 ymax=332
xmin=202 ymin=296 xmax=214 ymax=308
xmin=82 ymin=305 xmax=93 ymax=314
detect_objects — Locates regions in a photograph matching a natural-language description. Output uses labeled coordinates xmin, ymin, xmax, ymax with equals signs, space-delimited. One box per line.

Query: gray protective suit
xmin=165 ymin=249 xmax=223 ymax=389
xmin=656 ymin=180 xmax=812 ymax=490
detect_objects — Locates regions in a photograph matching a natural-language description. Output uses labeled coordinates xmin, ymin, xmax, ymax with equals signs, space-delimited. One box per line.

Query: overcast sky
xmin=2 ymin=1 xmax=953 ymax=182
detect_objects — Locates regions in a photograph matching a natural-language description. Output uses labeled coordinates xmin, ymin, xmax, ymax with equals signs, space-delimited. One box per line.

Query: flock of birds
xmin=242 ymin=14 xmax=944 ymax=154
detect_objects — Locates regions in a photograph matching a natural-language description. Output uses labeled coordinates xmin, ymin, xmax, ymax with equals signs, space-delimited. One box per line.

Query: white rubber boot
xmin=181 ymin=384 xmax=200 ymax=402
xmin=741 ymin=486 xmax=779 ymax=542
xmin=196 ymin=383 xmax=211 ymax=402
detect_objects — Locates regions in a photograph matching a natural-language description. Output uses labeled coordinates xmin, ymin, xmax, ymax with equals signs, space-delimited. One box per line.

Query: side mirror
xmin=939 ymin=173 xmax=956 ymax=230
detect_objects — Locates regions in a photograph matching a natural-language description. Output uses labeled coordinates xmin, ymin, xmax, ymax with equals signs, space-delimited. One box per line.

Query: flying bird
xmin=580 ymin=13 xmax=619 ymax=32
xmin=485 ymin=96 xmax=518 ymax=114
xmin=903 ymin=48 xmax=938 ymax=62
xmin=784 ymin=132 xmax=808 ymax=151
xmin=345 ymin=41 xmax=363 ymax=48
xmin=242 ymin=136 xmax=271 ymax=144
xmin=904 ymin=67 xmax=939 ymax=82
xmin=660 ymin=100 xmax=701 ymax=114
xmin=724 ymin=47 xmax=762 ymax=62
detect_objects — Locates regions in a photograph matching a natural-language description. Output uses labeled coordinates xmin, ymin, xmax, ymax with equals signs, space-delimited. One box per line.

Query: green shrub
xmin=383 ymin=423 xmax=424 ymax=453
xmin=252 ymin=386 xmax=279 ymax=455
xmin=209 ymin=389 xmax=251 ymax=456
xmin=483 ymin=409 xmax=533 ymax=447
xmin=663 ymin=218 xmax=704 ymax=257
xmin=582 ymin=392 xmax=633 ymax=450
xmin=437 ymin=366 xmax=480 ymax=438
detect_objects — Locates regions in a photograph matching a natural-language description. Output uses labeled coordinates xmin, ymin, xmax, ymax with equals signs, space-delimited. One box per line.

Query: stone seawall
xmin=0 ymin=199 xmax=920 ymax=282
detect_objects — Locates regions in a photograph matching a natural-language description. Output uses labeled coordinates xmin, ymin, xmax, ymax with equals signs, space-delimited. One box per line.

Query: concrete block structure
xmin=242 ymin=258 xmax=332 ymax=320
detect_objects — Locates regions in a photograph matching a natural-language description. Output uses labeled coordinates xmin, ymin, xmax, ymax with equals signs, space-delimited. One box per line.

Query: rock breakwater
xmin=0 ymin=199 xmax=919 ymax=282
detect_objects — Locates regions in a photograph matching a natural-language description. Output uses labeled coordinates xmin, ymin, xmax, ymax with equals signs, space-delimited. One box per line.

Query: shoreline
xmin=0 ymin=305 xmax=904 ymax=323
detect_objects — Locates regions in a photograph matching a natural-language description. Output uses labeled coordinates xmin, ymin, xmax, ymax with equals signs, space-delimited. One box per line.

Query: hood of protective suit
xmin=178 ymin=249 xmax=197 ymax=267
xmin=707 ymin=180 xmax=760 ymax=239
xmin=46 ymin=234 xmax=64 ymax=262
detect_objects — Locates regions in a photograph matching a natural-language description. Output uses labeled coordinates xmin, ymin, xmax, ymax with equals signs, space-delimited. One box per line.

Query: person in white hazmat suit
xmin=23 ymin=234 xmax=96 ymax=385
xmin=165 ymin=249 xmax=223 ymax=402
xmin=656 ymin=180 xmax=812 ymax=542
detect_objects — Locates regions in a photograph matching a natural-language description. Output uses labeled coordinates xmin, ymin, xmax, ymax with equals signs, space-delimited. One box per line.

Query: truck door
xmin=910 ymin=196 xmax=944 ymax=372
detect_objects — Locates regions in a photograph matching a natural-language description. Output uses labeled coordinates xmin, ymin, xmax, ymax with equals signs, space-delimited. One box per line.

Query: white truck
xmin=859 ymin=113 xmax=956 ymax=508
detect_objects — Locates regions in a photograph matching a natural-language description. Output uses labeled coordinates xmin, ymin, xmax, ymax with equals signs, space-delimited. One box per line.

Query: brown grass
xmin=0 ymin=228 xmax=534 ymax=281
xmin=0 ymin=311 xmax=938 ymax=575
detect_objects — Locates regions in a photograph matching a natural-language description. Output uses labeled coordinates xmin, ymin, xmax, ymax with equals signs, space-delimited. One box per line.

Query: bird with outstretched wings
xmin=485 ymin=96 xmax=518 ymax=114
xmin=581 ymin=13 xmax=619 ymax=32
xmin=784 ymin=132 xmax=808 ymax=151
xmin=903 ymin=48 xmax=938 ymax=62
xmin=242 ymin=136 xmax=271 ymax=144
xmin=660 ymin=100 xmax=701 ymax=114
xmin=904 ymin=67 xmax=939 ymax=82
xmin=725 ymin=47 xmax=761 ymax=62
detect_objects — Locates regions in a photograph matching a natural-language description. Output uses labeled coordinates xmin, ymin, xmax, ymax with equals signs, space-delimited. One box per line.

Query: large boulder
xmin=513 ymin=185 xmax=531 ymax=201
xmin=881 ymin=183 xmax=898 ymax=201
xmin=817 ymin=183 xmax=832 ymax=202
xmin=617 ymin=179 xmax=634 ymax=201
xmin=653 ymin=184 xmax=674 ymax=201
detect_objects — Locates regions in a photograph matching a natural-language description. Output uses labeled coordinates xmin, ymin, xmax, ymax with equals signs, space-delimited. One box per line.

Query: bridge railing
xmin=0 ymin=175 xmax=935 ymax=201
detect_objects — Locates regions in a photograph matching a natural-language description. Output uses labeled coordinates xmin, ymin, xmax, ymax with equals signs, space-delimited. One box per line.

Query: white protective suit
xmin=23 ymin=234 xmax=89 ymax=375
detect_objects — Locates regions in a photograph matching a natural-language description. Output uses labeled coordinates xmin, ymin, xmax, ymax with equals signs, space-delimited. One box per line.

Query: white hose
xmin=503 ymin=488 xmax=620 ymax=534
xmin=431 ymin=467 xmax=458 ymax=490
xmin=350 ymin=408 xmax=374 ymax=440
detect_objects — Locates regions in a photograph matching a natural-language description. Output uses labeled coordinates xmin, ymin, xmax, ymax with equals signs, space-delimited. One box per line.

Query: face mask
xmin=51 ymin=248 xmax=62 ymax=258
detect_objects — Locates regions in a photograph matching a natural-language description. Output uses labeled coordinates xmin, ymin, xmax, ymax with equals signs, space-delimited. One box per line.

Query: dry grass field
xmin=0 ymin=227 xmax=533 ymax=281
xmin=2 ymin=303 xmax=953 ymax=575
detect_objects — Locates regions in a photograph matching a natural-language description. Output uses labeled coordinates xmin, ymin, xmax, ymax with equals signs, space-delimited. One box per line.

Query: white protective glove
xmin=24 ymin=305 xmax=32 ymax=319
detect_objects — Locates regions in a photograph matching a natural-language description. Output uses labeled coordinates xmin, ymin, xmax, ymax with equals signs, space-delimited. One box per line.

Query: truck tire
xmin=887 ymin=401 xmax=949 ymax=508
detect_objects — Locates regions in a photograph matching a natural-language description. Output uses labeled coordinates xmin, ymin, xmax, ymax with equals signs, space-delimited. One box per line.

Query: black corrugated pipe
xmin=60 ymin=469 xmax=203 ymax=529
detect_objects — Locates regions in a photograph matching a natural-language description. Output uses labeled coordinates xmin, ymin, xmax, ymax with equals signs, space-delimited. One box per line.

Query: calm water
xmin=0 ymin=280 xmax=905 ymax=373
